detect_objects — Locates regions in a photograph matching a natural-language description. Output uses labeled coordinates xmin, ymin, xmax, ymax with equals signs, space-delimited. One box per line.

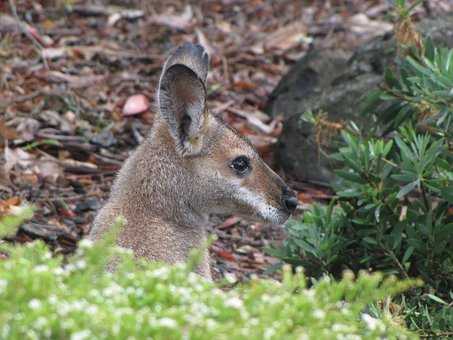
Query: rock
xmin=266 ymin=15 xmax=453 ymax=184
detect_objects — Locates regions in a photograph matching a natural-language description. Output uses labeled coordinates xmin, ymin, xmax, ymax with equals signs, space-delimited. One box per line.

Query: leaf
xmin=374 ymin=205 xmax=381 ymax=223
xmin=391 ymin=171 xmax=417 ymax=183
xmin=402 ymin=246 xmax=414 ymax=263
xmin=396 ymin=180 xmax=419 ymax=199
xmin=214 ymin=248 xmax=235 ymax=262
xmin=426 ymin=294 xmax=448 ymax=305
xmin=363 ymin=237 xmax=378 ymax=245
xmin=444 ymin=49 xmax=453 ymax=73
xmin=335 ymin=170 xmax=364 ymax=183
xmin=337 ymin=188 xmax=361 ymax=198
xmin=383 ymin=140 xmax=394 ymax=157
xmin=395 ymin=135 xmax=414 ymax=162
xmin=263 ymin=21 xmax=307 ymax=51
xmin=406 ymin=56 xmax=432 ymax=77
xmin=424 ymin=37 xmax=435 ymax=61
xmin=384 ymin=68 xmax=399 ymax=88
xmin=379 ymin=93 xmax=397 ymax=101
xmin=440 ymin=185 xmax=453 ymax=203
xmin=149 ymin=5 xmax=193 ymax=31
xmin=359 ymin=89 xmax=383 ymax=115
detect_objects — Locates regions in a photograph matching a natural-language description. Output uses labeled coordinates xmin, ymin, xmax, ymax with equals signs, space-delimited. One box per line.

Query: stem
xmin=380 ymin=241 xmax=410 ymax=280
xmin=420 ymin=181 xmax=431 ymax=212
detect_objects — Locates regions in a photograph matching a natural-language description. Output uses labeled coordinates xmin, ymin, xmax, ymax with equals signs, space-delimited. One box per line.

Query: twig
xmin=227 ymin=107 xmax=274 ymax=134
xmin=212 ymin=100 xmax=234 ymax=115
xmin=380 ymin=241 xmax=410 ymax=280
xmin=8 ymin=0 xmax=49 ymax=69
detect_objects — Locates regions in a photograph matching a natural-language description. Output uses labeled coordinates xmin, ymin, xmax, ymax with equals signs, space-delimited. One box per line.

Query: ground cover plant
xmin=0 ymin=208 xmax=418 ymax=339
xmin=271 ymin=2 xmax=453 ymax=337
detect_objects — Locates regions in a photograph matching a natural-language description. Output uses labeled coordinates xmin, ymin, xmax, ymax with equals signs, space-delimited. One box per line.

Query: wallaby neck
xmin=109 ymin=117 xmax=209 ymax=229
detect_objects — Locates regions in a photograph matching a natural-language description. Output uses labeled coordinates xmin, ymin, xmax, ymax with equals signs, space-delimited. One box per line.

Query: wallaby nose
xmin=282 ymin=187 xmax=298 ymax=213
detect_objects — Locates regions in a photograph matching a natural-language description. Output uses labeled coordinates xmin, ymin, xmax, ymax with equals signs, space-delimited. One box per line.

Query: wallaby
xmin=89 ymin=43 xmax=298 ymax=279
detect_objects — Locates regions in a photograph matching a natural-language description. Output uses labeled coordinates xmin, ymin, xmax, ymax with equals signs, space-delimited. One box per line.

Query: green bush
xmin=271 ymin=129 xmax=452 ymax=281
xmin=271 ymin=7 xmax=452 ymax=338
xmin=0 ymin=210 xmax=418 ymax=339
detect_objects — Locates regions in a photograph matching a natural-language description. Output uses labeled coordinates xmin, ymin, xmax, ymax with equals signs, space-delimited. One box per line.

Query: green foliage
xmin=368 ymin=38 xmax=453 ymax=138
xmin=0 ymin=211 xmax=417 ymax=340
xmin=268 ymin=203 xmax=349 ymax=278
xmin=335 ymin=129 xmax=451 ymax=288
xmin=274 ymin=128 xmax=452 ymax=285
xmin=272 ymin=21 xmax=453 ymax=338
xmin=0 ymin=205 xmax=34 ymax=238
xmin=400 ymin=290 xmax=453 ymax=335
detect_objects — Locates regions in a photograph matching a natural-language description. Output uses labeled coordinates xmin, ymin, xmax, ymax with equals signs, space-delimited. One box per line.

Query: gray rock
xmin=266 ymin=15 xmax=453 ymax=184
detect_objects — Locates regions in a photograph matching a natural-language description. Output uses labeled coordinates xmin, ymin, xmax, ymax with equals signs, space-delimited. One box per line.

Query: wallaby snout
xmin=90 ymin=43 xmax=296 ymax=279
xmin=282 ymin=186 xmax=298 ymax=214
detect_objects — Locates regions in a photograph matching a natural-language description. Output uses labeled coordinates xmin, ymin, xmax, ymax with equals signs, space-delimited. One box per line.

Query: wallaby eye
xmin=230 ymin=156 xmax=251 ymax=176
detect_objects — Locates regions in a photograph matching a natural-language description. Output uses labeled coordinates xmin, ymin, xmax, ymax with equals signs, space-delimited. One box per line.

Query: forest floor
xmin=1 ymin=0 xmax=450 ymax=281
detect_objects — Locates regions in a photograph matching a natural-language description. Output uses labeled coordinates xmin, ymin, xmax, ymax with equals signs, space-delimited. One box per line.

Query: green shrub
xmin=0 ymin=210 xmax=418 ymax=339
xmin=271 ymin=6 xmax=452 ymax=337
xmin=271 ymin=129 xmax=452 ymax=278
xmin=269 ymin=203 xmax=349 ymax=278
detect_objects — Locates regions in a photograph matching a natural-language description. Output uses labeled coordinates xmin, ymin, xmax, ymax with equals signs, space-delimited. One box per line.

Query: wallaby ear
xmin=158 ymin=43 xmax=209 ymax=156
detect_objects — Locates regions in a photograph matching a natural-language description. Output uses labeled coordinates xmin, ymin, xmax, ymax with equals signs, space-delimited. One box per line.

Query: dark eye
xmin=230 ymin=156 xmax=251 ymax=176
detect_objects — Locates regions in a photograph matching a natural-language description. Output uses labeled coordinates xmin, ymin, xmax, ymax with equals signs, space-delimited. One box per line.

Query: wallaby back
xmin=90 ymin=43 xmax=297 ymax=280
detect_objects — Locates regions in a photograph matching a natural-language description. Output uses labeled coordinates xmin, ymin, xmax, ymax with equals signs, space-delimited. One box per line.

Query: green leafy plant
xmin=272 ymin=6 xmax=452 ymax=337
xmin=268 ymin=202 xmax=349 ymax=278
xmin=0 ymin=209 xmax=418 ymax=339
xmin=0 ymin=205 xmax=34 ymax=238
xmin=367 ymin=38 xmax=453 ymax=138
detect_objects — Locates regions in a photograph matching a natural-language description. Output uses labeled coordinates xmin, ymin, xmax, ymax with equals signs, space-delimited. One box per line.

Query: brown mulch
xmin=1 ymin=0 xmax=449 ymax=281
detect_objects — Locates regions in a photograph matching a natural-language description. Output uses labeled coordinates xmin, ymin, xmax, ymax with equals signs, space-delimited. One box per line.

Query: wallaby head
xmin=155 ymin=42 xmax=297 ymax=224
xmin=90 ymin=43 xmax=297 ymax=278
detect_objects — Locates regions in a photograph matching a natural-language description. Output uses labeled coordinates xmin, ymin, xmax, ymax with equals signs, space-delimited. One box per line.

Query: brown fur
xmin=89 ymin=43 xmax=296 ymax=279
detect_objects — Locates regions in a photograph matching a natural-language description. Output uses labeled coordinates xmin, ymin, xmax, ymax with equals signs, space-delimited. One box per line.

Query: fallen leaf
xmin=0 ymin=120 xmax=17 ymax=140
xmin=16 ymin=118 xmax=41 ymax=141
xmin=236 ymin=245 xmax=256 ymax=254
xmin=123 ymin=94 xmax=150 ymax=116
xmin=263 ymin=21 xmax=308 ymax=51
xmin=233 ymin=80 xmax=257 ymax=91
xmin=347 ymin=14 xmax=393 ymax=37
xmin=36 ymin=159 xmax=62 ymax=183
xmin=253 ymin=252 xmax=265 ymax=264
xmin=219 ymin=216 xmax=241 ymax=229
xmin=297 ymin=192 xmax=314 ymax=204
xmin=107 ymin=9 xmax=144 ymax=26
xmin=150 ymin=5 xmax=193 ymax=31
xmin=0 ymin=196 xmax=21 ymax=215
xmin=43 ymin=71 xmax=106 ymax=88
xmin=215 ymin=249 xmax=236 ymax=262
xmin=26 ymin=25 xmax=53 ymax=46
xmin=4 ymin=146 xmax=34 ymax=174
